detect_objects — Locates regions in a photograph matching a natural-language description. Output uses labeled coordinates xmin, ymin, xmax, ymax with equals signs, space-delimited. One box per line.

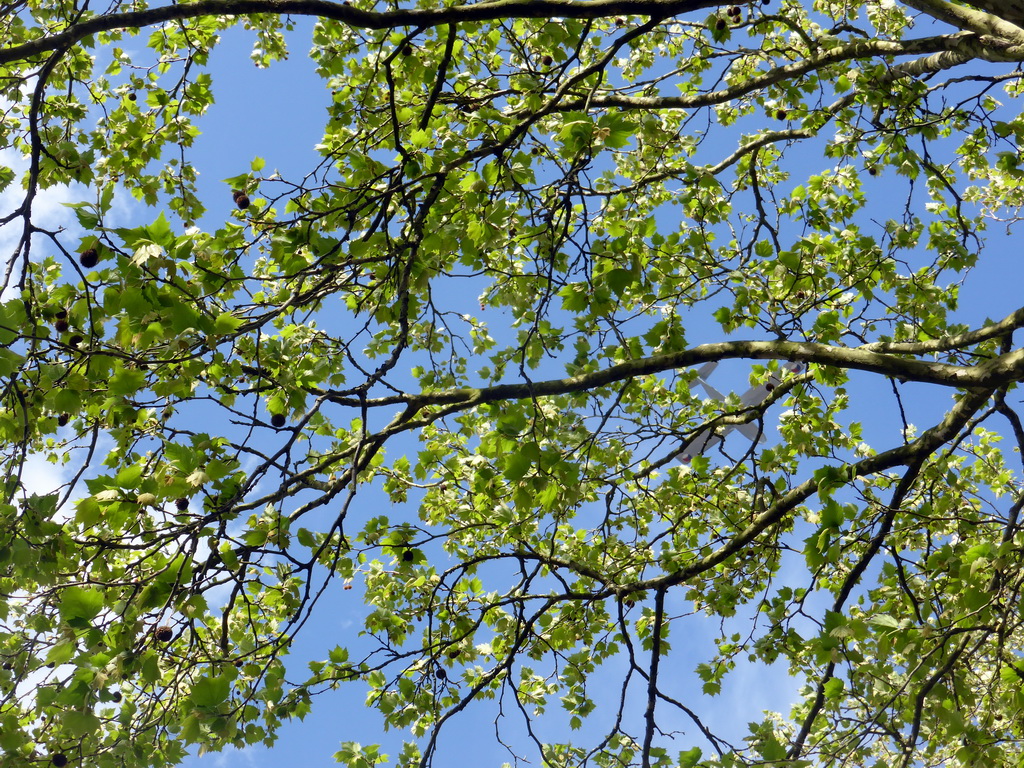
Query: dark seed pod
xmin=154 ymin=625 xmax=173 ymax=643
xmin=51 ymin=755 xmax=68 ymax=768
xmin=175 ymin=498 xmax=189 ymax=511
xmin=55 ymin=309 xmax=68 ymax=320
xmin=57 ymin=414 xmax=69 ymax=427
xmin=80 ymin=249 xmax=98 ymax=268
xmin=775 ymin=108 xmax=787 ymax=120
xmin=435 ymin=666 xmax=447 ymax=680
xmin=270 ymin=413 xmax=286 ymax=429
xmin=728 ymin=5 xmax=741 ymax=15
xmin=54 ymin=318 xmax=69 ymax=333
xmin=110 ymin=691 xmax=122 ymax=702
xmin=715 ymin=18 xmax=727 ymax=30
xmin=68 ymin=335 xmax=83 ymax=348
xmin=232 ymin=189 xmax=244 ymax=200
xmin=401 ymin=44 xmax=413 ymax=56
xmin=402 ymin=550 xmax=414 ymax=562
xmin=235 ymin=194 xmax=250 ymax=210
xmin=128 ymin=92 xmax=137 ymax=102
xmin=541 ymin=54 xmax=553 ymax=66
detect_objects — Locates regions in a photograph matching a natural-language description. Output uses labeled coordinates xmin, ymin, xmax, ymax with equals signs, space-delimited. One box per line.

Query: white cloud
xmin=0 ymin=144 xmax=138 ymax=301
xmin=0 ymin=148 xmax=82 ymax=301
xmin=0 ymin=149 xmax=83 ymax=247
xmin=18 ymin=450 xmax=76 ymax=501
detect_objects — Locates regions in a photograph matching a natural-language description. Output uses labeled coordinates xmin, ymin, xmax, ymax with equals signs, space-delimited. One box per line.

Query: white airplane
xmin=679 ymin=361 xmax=803 ymax=463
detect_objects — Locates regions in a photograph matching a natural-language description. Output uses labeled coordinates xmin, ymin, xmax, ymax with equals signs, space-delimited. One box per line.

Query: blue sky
xmin=137 ymin=15 xmax=1024 ymax=767
xmin=6 ymin=7 xmax=1023 ymax=768
xmin=157 ymin=24 xmax=809 ymax=767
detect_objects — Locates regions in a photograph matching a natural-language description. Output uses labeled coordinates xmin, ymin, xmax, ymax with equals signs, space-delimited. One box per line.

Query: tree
xmin=3 ymin=0 xmax=1024 ymax=765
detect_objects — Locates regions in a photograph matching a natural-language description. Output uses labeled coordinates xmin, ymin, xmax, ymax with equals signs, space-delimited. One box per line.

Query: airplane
xmin=679 ymin=360 xmax=804 ymax=463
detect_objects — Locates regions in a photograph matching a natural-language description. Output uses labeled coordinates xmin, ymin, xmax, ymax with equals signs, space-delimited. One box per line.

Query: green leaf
xmin=204 ymin=458 xmax=233 ymax=481
xmin=109 ymin=368 xmax=147 ymax=397
xmin=605 ymin=268 xmax=634 ymax=298
xmin=868 ymin=614 xmax=900 ymax=630
xmin=596 ymin=113 xmax=633 ymax=148
xmin=75 ymin=496 xmax=102 ymax=527
xmin=679 ymin=747 xmax=703 ymax=767
xmin=140 ymin=652 xmax=161 ymax=684
xmin=824 ymin=677 xmax=845 ymax=699
xmin=145 ymin=211 xmax=174 ymax=248
xmin=59 ymin=586 xmax=105 ymax=621
xmin=115 ymin=464 xmax=144 ymax=488
xmin=63 ymin=710 xmax=101 ymax=737
xmin=65 ymin=201 xmax=100 ymax=229
xmin=0 ymin=301 xmax=26 ymax=346
xmin=409 ymin=128 xmax=431 ymax=149
xmin=503 ymin=442 xmax=540 ymax=481
xmin=559 ymin=283 xmax=590 ymax=312
xmin=46 ymin=641 xmax=77 ymax=666
xmin=189 ymin=674 xmax=231 ymax=708
xmin=819 ymin=499 xmax=844 ymax=528
xmin=213 ymin=312 xmax=242 ymax=334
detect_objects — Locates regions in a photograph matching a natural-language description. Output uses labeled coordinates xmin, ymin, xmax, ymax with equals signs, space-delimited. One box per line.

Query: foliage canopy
xmin=4 ymin=0 xmax=1024 ymax=766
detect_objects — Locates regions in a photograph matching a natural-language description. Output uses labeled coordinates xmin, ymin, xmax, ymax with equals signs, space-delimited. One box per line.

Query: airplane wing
xmin=680 ymin=363 xmax=727 ymax=462
xmin=697 ymin=379 xmax=727 ymax=402
xmin=697 ymin=378 xmax=765 ymax=444
xmin=738 ymin=381 xmax=773 ymax=406
xmin=695 ymin=361 xmax=718 ymax=381
xmin=732 ymin=363 xmax=803 ymax=440
xmin=679 ymin=428 xmax=725 ymax=463
xmin=682 ymin=362 xmax=803 ymax=461
xmin=738 ymin=362 xmax=804 ymax=406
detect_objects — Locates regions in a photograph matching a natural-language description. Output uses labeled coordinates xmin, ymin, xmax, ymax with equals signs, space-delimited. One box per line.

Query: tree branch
xmin=0 ymin=0 xmax=724 ymax=65
xmin=560 ymin=34 xmax=977 ymax=112
xmin=901 ymin=0 xmax=1024 ymax=42
xmin=637 ymin=381 xmax=994 ymax=593
xmin=378 ymin=338 xmax=1024 ymax=413
xmin=861 ymin=305 xmax=1024 ymax=355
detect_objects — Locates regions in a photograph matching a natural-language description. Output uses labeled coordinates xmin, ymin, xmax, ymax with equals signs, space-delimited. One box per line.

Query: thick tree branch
xmin=0 ymin=0 xmax=723 ymax=65
xmin=376 ymin=338 xmax=1023 ymax=413
xmin=493 ymin=377 xmax=993 ymax=605
xmin=862 ymin=305 xmax=1024 ymax=354
xmin=130 ymin=326 xmax=1024 ymax=515
xmin=638 ymin=381 xmax=994 ymax=593
xmin=563 ymin=34 xmax=979 ymax=112
xmin=902 ymin=0 xmax=1024 ymax=42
